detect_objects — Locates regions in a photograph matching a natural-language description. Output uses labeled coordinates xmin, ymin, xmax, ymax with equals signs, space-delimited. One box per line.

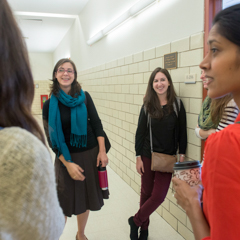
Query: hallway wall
xmin=29 ymin=53 xmax=53 ymax=114
xmin=46 ymin=1 xmax=205 ymax=239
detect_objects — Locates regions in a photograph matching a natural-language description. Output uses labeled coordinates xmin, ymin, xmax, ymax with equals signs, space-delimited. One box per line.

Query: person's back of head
xmin=0 ymin=0 xmax=45 ymax=143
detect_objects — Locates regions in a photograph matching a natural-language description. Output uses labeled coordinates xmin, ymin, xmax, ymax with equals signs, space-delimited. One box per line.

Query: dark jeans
xmin=134 ymin=155 xmax=172 ymax=230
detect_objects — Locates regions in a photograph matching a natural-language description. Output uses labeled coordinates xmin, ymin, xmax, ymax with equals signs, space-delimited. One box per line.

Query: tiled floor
xmin=35 ymin=115 xmax=184 ymax=240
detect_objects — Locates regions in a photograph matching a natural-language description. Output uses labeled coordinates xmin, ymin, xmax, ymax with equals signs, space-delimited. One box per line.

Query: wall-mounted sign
xmin=185 ymin=73 xmax=196 ymax=84
xmin=164 ymin=52 xmax=178 ymax=70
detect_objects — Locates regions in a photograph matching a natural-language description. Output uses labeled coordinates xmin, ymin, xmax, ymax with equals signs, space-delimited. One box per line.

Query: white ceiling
xmin=7 ymin=0 xmax=89 ymax=52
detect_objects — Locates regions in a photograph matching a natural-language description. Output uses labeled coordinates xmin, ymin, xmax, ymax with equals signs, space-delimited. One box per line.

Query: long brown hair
xmin=144 ymin=67 xmax=177 ymax=119
xmin=210 ymin=94 xmax=233 ymax=125
xmin=50 ymin=58 xmax=81 ymax=97
xmin=0 ymin=0 xmax=45 ymax=144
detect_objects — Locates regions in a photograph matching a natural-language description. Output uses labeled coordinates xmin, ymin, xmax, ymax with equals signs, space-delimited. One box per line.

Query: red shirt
xmin=202 ymin=114 xmax=240 ymax=240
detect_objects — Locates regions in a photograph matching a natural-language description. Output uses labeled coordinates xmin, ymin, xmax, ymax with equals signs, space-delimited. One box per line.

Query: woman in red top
xmin=172 ymin=4 xmax=240 ymax=240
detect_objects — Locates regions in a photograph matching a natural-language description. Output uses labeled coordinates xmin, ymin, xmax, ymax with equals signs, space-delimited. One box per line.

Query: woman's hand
xmin=179 ymin=154 xmax=185 ymax=162
xmin=206 ymin=128 xmax=216 ymax=136
xmin=199 ymin=128 xmax=216 ymax=139
xmin=136 ymin=156 xmax=144 ymax=176
xmin=65 ymin=162 xmax=85 ymax=181
xmin=97 ymin=151 xmax=108 ymax=167
xmin=172 ymin=177 xmax=203 ymax=211
xmin=172 ymin=177 xmax=210 ymax=240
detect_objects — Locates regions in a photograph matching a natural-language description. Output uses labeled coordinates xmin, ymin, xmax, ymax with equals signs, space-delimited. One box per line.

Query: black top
xmin=135 ymin=100 xmax=187 ymax=159
xmin=42 ymin=91 xmax=104 ymax=155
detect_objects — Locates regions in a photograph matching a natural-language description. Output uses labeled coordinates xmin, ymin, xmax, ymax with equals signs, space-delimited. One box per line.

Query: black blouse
xmin=135 ymin=100 xmax=187 ymax=159
xmin=42 ymin=91 xmax=104 ymax=155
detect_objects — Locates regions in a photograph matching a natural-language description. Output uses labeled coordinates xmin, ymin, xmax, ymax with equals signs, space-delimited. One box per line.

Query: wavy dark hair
xmin=144 ymin=67 xmax=177 ymax=119
xmin=0 ymin=0 xmax=45 ymax=144
xmin=50 ymin=58 xmax=81 ymax=97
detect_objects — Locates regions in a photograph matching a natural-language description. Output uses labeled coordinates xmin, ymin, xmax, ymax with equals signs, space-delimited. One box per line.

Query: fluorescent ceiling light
xmin=87 ymin=31 xmax=104 ymax=46
xmin=87 ymin=0 xmax=156 ymax=46
xmin=102 ymin=11 xmax=130 ymax=35
xmin=129 ymin=0 xmax=157 ymax=15
xmin=14 ymin=11 xmax=78 ymax=19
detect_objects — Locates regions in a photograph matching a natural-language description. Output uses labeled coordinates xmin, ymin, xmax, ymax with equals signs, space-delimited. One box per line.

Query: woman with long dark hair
xmin=128 ymin=67 xmax=187 ymax=240
xmin=173 ymin=4 xmax=240 ymax=240
xmin=0 ymin=0 xmax=65 ymax=239
xmin=42 ymin=58 xmax=109 ymax=240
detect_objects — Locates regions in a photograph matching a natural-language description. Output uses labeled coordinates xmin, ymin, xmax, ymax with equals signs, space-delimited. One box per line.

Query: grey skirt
xmin=55 ymin=146 xmax=109 ymax=217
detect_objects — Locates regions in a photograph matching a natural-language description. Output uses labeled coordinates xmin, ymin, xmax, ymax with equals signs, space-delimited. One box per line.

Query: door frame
xmin=201 ymin=0 xmax=222 ymax=158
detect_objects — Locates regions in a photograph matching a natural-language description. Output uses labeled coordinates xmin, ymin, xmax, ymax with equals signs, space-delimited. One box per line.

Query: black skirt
xmin=55 ymin=146 xmax=109 ymax=217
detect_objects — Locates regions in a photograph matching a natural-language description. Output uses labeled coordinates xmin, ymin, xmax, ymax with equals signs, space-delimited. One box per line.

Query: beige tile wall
xmin=78 ymin=31 xmax=204 ymax=239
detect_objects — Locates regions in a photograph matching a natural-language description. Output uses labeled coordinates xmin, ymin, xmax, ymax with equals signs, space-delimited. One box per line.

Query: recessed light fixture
xmin=14 ymin=11 xmax=78 ymax=19
xmin=87 ymin=0 xmax=157 ymax=46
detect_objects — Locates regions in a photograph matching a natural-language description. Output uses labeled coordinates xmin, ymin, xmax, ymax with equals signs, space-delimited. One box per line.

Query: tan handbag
xmin=148 ymin=115 xmax=177 ymax=173
xmin=151 ymin=152 xmax=177 ymax=173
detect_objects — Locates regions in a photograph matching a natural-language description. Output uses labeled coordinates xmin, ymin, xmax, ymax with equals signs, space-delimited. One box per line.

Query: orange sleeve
xmin=203 ymin=128 xmax=240 ymax=240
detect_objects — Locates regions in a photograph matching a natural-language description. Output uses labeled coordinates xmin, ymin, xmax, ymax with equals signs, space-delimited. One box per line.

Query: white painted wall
xmin=53 ymin=0 xmax=204 ymax=71
xmin=29 ymin=52 xmax=53 ymax=81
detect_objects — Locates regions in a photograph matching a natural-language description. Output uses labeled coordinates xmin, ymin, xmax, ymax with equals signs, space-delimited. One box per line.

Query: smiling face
xmin=200 ymin=24 xmax=240 ymax=102
xmin=152 ymin=72 xmax=170 ymax=98
xmin=55 ymin=62 xmax=75 ymax=93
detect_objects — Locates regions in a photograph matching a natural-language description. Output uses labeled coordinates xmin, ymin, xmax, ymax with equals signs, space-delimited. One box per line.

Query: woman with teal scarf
xmin=42 ymin=58 xmax=109 ymax=240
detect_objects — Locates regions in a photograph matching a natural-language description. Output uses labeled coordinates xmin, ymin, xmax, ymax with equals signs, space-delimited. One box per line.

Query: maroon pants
xmin=134 ymin=155 xmax=172 ymax=230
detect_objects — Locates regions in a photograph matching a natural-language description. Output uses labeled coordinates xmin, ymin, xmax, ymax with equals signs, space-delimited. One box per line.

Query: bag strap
xmin=148 ymin=115 xmax=153 ymax=153
xmin=174 ymin=97 xmax=180 ymax=117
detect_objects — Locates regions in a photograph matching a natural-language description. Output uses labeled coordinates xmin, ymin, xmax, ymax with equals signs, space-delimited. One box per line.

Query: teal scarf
xmin=48 ymin=89 xmax=87 ymax=162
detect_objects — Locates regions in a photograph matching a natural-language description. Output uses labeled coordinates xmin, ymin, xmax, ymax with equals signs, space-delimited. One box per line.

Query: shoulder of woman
xmin=84 ymin=91 xmax=89 ymax=97
xmin=0 ymin=127 xmax=57 ymax=232
xmin=0 ymin=127 xmax=51 ymax=167
xmin=227 ymin=98 xmax=238 ymax=108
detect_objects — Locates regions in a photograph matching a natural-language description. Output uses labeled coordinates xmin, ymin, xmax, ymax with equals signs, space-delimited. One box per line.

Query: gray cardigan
xmin=0 ymin=127 xmax=64 ymax=240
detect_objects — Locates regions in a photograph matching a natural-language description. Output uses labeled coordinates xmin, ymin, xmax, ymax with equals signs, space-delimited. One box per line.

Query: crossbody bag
xmin=148 ymin=99 xmax=180 ymax=173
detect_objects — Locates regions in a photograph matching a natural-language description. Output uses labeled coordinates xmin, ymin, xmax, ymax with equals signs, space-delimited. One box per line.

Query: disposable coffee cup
xmin=173 ymin=161 xmax=201 ymax=186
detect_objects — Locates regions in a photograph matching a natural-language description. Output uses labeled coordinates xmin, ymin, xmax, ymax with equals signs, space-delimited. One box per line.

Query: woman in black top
xmin=42 ymin=58 xmax=109 ymax=240
xmin=128 ymin=67 xmax=187 ymax=240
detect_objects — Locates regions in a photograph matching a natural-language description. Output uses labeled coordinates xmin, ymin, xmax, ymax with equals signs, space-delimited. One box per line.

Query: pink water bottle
xmin=98 ymin=165 xmax=108 ymax=190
